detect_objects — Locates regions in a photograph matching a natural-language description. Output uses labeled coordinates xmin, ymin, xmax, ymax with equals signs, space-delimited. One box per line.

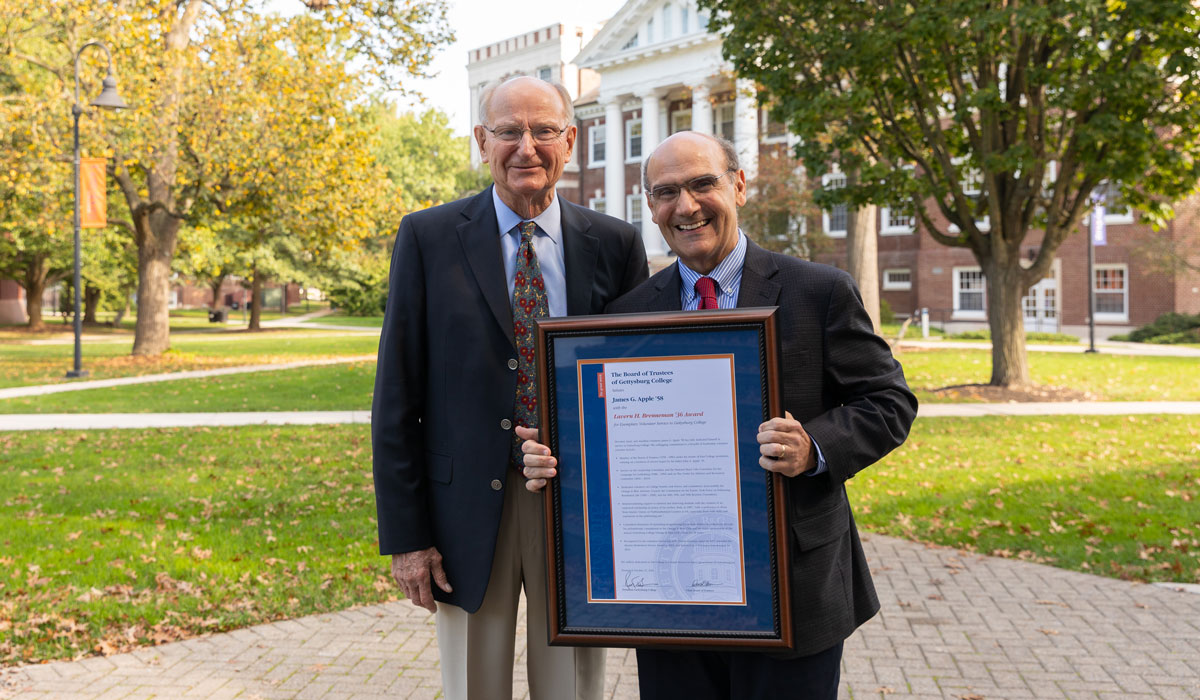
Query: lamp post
xmin=67 ymin=41 xmax=128 ymax=378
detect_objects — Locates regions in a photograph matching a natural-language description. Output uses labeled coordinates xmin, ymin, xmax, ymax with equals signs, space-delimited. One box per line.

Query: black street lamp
xmin=68 ymin=41 xmax=128 ymax=378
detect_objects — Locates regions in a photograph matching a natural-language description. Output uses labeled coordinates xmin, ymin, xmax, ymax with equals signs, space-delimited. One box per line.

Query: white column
xmin=692 ymin=83 xmax=713 ymax=135
xmin=734 ymin=78 xmax=758 ymax=181
xmin=469 ymin=84 xmax=482 ymax=169
xmin=604 ymin=98 xmax=626 ymax=222
xmin=638 ymin=90 xmax=666 ymax=255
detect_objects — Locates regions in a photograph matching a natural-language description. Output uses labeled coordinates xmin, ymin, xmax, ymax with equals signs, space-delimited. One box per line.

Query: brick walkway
xmin=4 ymin=534 xmax=1197 ymax=700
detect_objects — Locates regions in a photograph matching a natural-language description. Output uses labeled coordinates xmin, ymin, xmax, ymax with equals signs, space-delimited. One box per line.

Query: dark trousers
xmin=636 ymin=642 xmax=843 ymax=700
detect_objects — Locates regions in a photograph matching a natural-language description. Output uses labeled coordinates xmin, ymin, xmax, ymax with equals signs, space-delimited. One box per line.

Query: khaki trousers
xmin=436 ymin=474 xmax=605 ymax=700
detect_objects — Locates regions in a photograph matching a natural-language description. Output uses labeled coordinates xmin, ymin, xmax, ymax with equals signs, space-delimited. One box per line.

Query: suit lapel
xmin=457 ymin=187 xmax=515 ymax=348
xmin=647 ymin=265 xmax=685 ymax=311
xmin=561 ymin=201 xmax=599 ymax=316
xmin=736 ymin=240 xmax=782 ymax=308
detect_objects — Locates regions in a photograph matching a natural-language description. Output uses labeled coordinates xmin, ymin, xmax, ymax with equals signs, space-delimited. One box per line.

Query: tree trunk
xmin=844 ymin=167 xmax=880 ymax=332
xmin=113 ymin=294 xmax=130 ymax=326
xmin=248 ymin=264 xmax=264 ymax=331
xmin=847 ymin=202 xmax=880 ymax=332
xmin=22 ymin=255 xmax=49 ymax=332
xmin=208 ymin=273 xmax=227 ymax=309
xmin=985 ymin=262 xmax=1031 ymax=387
xmin=83 ymin=285 xmax=102 ymax=324
xmin=280 ymin=282 xmax=287 ymax=314
xmin=132 ymin=220 xmax=180 ymax=355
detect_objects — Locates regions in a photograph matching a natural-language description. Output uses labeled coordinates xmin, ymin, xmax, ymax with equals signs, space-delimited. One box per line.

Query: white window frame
xmin=589 ymin=197 xmax=606 ymax=214
xmin=625 ymin=118 xmax=643 ymax=162
xmin=820 ymin=170 xmax=848 ymax=238
xmin=587 ymin=124 xmax=605 ymax=168
xmin=760 ymin=107 xmax=789 ymax=144
xmin=947 ymin=161 xmax=991 ymax=233
xmin=716 ymin=103 xmax=736 ymax=140
xmin=671 ymin=109 xmax=692 ymax=134
xmin=882 ymin=268 xmax=913 ymax=291
xmin=1093 ymin=263 xmax=1129 ymax=322
xmin=879 ymin=205 xmax=915 ymax=235
xmin=952 ymin=266 xmax=987 ymax=320
xmin=625 ymin=194 xmax=643 ymax=225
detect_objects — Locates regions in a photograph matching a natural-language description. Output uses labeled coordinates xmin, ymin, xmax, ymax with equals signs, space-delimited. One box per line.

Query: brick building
xmin=471 ymin=0 xmax=1200 ymax=338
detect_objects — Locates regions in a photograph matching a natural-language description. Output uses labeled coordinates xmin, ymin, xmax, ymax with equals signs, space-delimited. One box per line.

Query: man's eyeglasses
xmin=482 ymin=125 xmax=569 ymax=144
xmin=648 ymin=170 xmax=736 ymax=204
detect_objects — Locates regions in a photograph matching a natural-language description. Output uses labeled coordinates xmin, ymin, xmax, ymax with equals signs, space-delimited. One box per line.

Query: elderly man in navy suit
xmin=371 ymin=76 xmax=648 ymax=700
xmin=519 ymin=131 xmax=916 ymax=699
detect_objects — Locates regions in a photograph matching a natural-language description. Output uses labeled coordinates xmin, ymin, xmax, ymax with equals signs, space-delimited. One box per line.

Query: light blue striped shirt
xmin=493 ymin=187 xmax=567 ymax=318
xmin=677 ymin=231 xmax=747 ymax=310
xmin=676 ymin=230 xmax=827 ymax=476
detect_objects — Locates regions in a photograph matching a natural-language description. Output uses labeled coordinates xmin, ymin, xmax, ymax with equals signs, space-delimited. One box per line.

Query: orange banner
xmin=80 ymin=157 xmax=107 ymax=229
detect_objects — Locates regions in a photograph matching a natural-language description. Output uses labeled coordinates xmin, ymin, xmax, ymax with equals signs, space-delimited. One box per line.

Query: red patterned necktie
xmin=695 ymin=276 xmax=719 ymax=310
xmin=511 ymin=221 xmax=549 ymax=468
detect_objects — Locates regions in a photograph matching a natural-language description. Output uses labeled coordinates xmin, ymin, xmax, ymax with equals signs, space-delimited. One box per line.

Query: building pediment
xmin=576 ymin=0 xmax=719 ymax=70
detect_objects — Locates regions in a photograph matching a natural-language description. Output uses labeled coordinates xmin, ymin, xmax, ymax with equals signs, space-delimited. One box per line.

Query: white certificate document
xmin=582 ymin=355 xmax=746 ymax=605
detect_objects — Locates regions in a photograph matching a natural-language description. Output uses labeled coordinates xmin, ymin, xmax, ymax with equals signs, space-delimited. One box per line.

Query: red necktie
xmin=511 ymin=221 xmax=549 ymax=467
xmin=695 ymin=276 xmax=719 ymax=310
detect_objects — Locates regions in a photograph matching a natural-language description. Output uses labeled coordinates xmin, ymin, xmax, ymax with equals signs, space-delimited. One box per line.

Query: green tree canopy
xmin=703 ymin=0 xmax=1200 ymax=386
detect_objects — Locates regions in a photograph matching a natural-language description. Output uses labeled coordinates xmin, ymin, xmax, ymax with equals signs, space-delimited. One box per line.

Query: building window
xmin=646 ymin=17 xmax=655 ymax=43
xmin=537 ymin=66 xmax=552 ymax=81
xmin=589 ymin=197 xmax=606 ymax=214
xmin=760 ymin=107 xmax=788 ymax=142
xmin=821 ymin=171 xmax=848 ymax=238
xmin=588 ymin=125 xmax=605 ymax=168
xmin=626 ymin=119 xmax=642 ymax=161
xmin=661 ymin=3 xmax=672 ymax=38
xmin=1094 ymin=264 xmax=1128 ymax=321
xmin=883 ymin=269 xmax=913 ymax=291
xmin=671 ymin=109 xmax=692 ymax=134
xmin=626 ymin=194 xmax=643 ymax=225
xmin=717 ymin=103 xmax=735 ymax=140
xmin=680 ymin=5 xmax=689 ymax=33
xmin=880 ymin=205 xmax=915 ymax=235
xmin=953 ymin=267 xmax=987 ymax=319
xmin=950 ymin=164 xmax=990 ymax=232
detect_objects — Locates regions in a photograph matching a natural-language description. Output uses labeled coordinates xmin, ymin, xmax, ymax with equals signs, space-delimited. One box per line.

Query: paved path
xmin=897 ymin=339 xmax=1200 ymax=357
xmin=3 ymin=535 xmax=1197 ymax=700
xmin=5 ymin=402 xmax=1200 ymax=431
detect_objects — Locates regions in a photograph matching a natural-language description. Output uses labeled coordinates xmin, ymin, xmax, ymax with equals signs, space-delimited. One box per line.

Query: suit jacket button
xmin=507 ymin=358 xmax=518 ymax=370
xmin=490 ymin=479 xmax=503 ymax=491
xmin=500 ymin=418 xmax=512 ymax=430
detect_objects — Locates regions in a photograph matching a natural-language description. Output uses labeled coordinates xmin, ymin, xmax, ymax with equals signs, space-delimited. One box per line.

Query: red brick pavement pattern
xmin=3 ymin=535 xmax=1198 ymax=700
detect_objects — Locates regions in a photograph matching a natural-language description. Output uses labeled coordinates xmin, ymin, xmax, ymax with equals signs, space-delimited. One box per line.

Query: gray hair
xmin=642 ymin=132 xmax=739 ymax=189
xmin=478 ymin=77 xmax=575 ymax=126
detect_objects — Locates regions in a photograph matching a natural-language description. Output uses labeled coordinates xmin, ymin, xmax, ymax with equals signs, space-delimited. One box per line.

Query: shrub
xmin=1127 ymin=312 xmax=1200 ymax=343
xmin=946 ymin=329 xmax=1079 ymax=343
xmin=879 ymin=298 xmax=895 ymax=325
xmin=327 ymin=272 xmax=387 ymax=317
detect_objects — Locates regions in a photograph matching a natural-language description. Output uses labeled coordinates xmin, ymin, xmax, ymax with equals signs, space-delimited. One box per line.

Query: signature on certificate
xmin=623 ymin=571 xmax=655 ymax=590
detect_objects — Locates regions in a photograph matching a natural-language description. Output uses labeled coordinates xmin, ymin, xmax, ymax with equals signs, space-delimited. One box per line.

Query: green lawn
xmin=2 ymin=416 xmax=1196 ymax=665
xmin=853 ymin=415 xmax=1200 ymax=583
xmin=898 ymin=349 xmax=1200 ymax=402
xmin=0 ymin=333 xmax=379 ymax=389
xmin=0 ymin=362 xmax=375 ymax=413
xmin=0 ymin=425 xmax=385 ymax=665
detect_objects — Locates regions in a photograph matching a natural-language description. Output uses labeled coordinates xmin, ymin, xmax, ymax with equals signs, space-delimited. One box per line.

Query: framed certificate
xmin=534 ymin=308 xmax=792 ymax=650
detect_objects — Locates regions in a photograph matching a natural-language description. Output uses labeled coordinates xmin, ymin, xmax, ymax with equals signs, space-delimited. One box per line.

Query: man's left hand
xmin=757 ymin=411 xmax=817 ymax=477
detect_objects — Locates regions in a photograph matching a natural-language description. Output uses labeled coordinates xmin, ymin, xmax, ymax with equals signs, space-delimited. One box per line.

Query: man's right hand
xmin=391 ymin=547 xmax=452 ymax=613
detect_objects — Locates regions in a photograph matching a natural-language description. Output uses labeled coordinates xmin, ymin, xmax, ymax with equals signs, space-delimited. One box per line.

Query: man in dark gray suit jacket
xmin=520 ymin=131 xmax=916 ymax=699
xmin=372 ymin=77 xmax=647 ymax=700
